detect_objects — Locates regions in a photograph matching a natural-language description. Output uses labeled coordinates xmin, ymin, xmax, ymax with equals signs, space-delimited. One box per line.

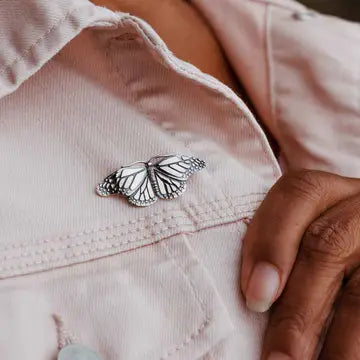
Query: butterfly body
xmin=96 ymin=155 xmax=205 ymax=207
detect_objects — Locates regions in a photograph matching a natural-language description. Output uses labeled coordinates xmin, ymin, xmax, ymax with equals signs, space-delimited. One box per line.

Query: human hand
xmin=241 ymin=169 xmax=360 ymax=359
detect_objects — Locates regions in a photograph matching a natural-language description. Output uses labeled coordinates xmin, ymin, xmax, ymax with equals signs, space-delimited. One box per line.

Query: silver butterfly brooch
xmin=96 ymin=154 xmax=206 ymax=207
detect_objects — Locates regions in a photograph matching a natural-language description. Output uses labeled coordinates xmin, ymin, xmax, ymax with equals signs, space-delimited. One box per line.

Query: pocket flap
xmin=0 ymin=236 xmax=234 ymax=360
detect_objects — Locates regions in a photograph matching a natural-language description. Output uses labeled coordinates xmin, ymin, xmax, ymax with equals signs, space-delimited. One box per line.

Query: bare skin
xmin=91 ymin=0 xmax=239 ymax=91
xmin=242 ymin=170 xmax=360 ymax=359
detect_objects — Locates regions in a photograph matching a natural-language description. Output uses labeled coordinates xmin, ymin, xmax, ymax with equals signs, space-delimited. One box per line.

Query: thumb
xmin=241 ymin=169 xmax=360 ymax=312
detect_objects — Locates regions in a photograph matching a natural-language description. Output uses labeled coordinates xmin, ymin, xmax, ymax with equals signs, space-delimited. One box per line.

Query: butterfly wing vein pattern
xmin=96 ymin=155 xmax=205 ymax=207
xmin=96 ymin=166 xmax=147 ymax=197
xmin=128 ymin=175 xmax=157 ymax=207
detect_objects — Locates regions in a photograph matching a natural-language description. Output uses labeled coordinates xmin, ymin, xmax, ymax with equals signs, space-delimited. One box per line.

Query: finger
xmin=262 ymin=193 xmax=360 ymax=360
xmin=241 ymin=169 xmax=360 ymax=312
xmin=319 ymin=268 xmax=360 ymax=360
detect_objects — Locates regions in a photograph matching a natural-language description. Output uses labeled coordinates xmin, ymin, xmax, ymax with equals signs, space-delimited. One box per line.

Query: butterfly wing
xmin=96 ymin=165 xmax=147 ymax=197
xmin=155 ymin=155 xmax=206 ymax=180
xmin=151 ymin=169 xmax=187 ymax=200
xmin=127 ymin=174 xmax=157 ymax=207
xmin=150 ymin=155 xmax=205 ymax=199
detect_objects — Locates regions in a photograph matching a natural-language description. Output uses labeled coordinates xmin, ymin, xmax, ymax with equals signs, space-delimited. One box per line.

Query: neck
xmin=90 ymin=0 xmax=240 ymax=91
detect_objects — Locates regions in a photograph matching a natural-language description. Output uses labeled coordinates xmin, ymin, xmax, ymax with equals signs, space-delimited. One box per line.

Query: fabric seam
xmin=1 ymin=202 xmax=259 ymax=262
xmin=265 ymin=3 xmax=278 ymax=128
xmin=160 ymin=240 xmax=210 ymax=359
xmin=162 ymin=319 xmax=210 ymax=359
xmin=1 ymin=200 xmax=261 ymax=262
xmin=0 ymin=204 xmax=257 ymax=271
xmin=0 ymin=204 xmax=258 ymax=271
xmin=0 ymin=193 xmax=265 ymax=251
xmin=108 ymin=36 xmax=238 ymax=214
xmin=249 ymin=0 xmax=306 ymax=12
xmin=0 ymin=5 xmax=85 ymax=76
xmin=122 ymin=17 xmax=281 ymax=181
xmin=1 ymin=5 xmax=281 ymax=180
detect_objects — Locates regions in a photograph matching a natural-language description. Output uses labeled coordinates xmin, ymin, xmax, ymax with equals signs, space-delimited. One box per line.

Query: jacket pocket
xmin=0 ymin=235 xmax=234 ymax=360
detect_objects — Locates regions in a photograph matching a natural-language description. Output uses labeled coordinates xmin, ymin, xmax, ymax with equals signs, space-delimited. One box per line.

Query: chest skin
xmin=91 ymin=0 xmax=240 ymax=91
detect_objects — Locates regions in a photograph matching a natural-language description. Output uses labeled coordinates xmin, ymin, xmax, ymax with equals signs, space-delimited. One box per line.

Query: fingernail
xmin=246 ymin=261 xmax=280 ymax=312
xmin=268 ymin=352 xmax=292 ymax=360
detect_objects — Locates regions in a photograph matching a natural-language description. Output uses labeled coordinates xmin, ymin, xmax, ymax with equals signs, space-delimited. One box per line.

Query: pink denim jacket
xmin=0 ymin=0 xmax=359 ymax=359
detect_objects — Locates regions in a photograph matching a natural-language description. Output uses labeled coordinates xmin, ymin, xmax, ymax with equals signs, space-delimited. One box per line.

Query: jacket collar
xmin=0 ymin=0 xmax=122 ymax=98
